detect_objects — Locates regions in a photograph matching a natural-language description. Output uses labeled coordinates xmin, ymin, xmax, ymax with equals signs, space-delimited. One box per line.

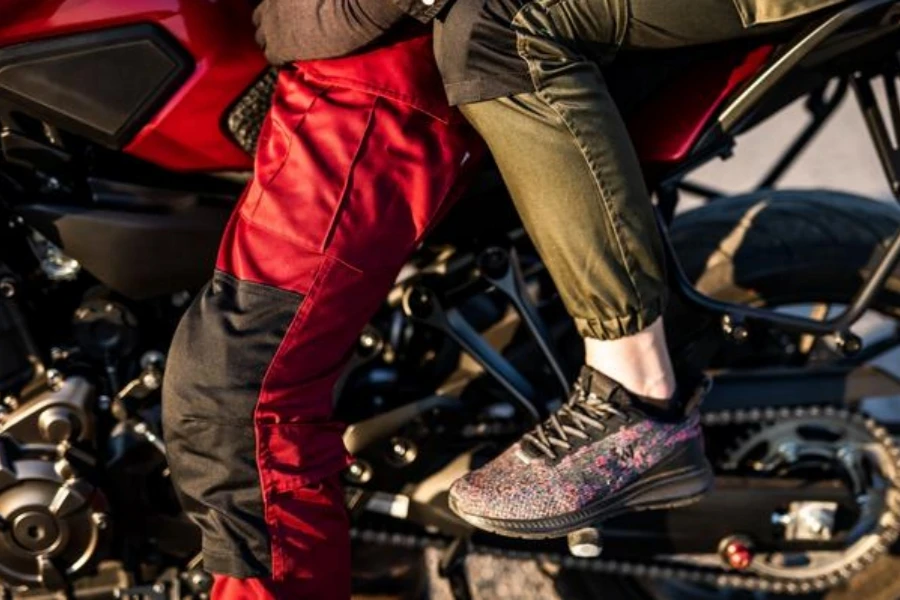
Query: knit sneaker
xmin=448 ymin=366 xmax=714 ymax=538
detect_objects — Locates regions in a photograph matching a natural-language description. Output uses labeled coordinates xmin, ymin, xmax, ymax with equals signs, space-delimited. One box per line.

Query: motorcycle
xmin=1 ymin=1 xmax=900 ymax=598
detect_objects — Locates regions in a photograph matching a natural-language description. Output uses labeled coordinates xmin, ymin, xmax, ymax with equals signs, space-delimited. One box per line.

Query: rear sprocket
xmin=718 ymin=412 xmax=900 ymax=582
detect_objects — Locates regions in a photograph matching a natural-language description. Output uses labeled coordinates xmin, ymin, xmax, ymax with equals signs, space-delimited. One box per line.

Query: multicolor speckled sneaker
xmin=448 ymin=366 xmax=714 ymax=538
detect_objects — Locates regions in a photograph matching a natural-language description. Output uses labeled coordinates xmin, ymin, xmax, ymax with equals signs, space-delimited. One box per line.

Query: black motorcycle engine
xmin=0 ymin=377 xmax=110 ymax=592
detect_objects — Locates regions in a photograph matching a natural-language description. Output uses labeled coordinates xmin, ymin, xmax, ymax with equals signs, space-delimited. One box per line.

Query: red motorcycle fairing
xmin=0 ymin=0 xmax=265 ymax=172
xmin=629 ymin=45 xmax=774 ymax=165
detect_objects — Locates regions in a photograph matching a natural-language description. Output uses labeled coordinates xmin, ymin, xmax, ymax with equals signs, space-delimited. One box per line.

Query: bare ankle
xmin=633 ymin=375 xmax=676 ymax=403
xmin=584 ymin=317 xmax=676 ymax=404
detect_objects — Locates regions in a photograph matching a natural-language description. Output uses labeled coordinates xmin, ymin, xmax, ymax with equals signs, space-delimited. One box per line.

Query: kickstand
xmin=438 ymin=536 xmax=472 ymax=600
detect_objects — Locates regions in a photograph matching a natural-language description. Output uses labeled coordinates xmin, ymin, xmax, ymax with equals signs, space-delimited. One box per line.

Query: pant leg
xmin=450 ymin=0 xmax=765 ymax=340
xmin=460 ymin=89 xmax=667 ymax=340
xmin=162 ymin=33 xmax=482 ymax=600
xmin=459 ymin=0 xmax=664 ymax=340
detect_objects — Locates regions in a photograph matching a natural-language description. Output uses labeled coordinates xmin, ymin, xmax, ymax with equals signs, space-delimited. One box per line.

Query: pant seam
xmin=514 ymin=5 xmax=647 ymax=323
xmin=253 ymin=255 xmax=335 ymax=581
xmin=246 ymin=83 xmax=327 ymax=225
xmin=233 ymin=212 xmax=364 ymax=276
xmin=320 ymin=95 xmax=379 ymax=253
xmin=544 ymin=91 xmax=647 ymax=320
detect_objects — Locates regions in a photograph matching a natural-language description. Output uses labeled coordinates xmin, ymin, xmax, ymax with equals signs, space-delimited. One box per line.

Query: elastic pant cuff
xmin=574 ymin=295 xmax=667 ymax=340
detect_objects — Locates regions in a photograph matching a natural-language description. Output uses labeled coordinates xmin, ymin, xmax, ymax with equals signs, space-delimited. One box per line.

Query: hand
xmin=253 ymin=0 xmax=407 ymax=65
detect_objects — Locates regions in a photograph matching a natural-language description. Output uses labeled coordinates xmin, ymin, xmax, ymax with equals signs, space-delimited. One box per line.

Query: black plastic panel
xmin=16 ymin=200 xmax=230 ymax=300
xmin=0 ymin=25 xmax=192 ymax=147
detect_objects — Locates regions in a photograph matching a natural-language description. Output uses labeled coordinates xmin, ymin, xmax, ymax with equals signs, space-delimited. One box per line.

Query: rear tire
xmin=670 ymin=189 xmax=900 ymax=314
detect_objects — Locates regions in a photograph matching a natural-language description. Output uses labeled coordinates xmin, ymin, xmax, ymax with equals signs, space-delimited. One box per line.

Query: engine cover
xmin=0 ymin=458 xmax=109 ymax=590
xmin=0 ymin=377 xmax=109 ymax=591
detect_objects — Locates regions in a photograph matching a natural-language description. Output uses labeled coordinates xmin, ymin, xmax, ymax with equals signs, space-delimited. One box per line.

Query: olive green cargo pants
xmin=456 ymin=0 xmax=813 ymax=339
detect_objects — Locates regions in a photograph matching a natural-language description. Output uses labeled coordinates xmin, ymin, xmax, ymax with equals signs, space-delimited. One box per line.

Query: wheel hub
xmin=11 ymin=511 xmax=60 ymax=553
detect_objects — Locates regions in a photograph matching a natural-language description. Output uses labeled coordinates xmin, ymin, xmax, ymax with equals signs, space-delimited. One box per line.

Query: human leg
xmin=162 ymin=33 xmax=482 ymax=598
xmin=442 ymin=0 xmax=766 ymax=535
xmin=450 ymin=63 xmax=712 ymax=541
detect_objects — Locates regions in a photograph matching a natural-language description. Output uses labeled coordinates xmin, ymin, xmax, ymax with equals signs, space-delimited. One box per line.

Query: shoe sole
xmin=449 ymin=440 xmax=715 ymax=540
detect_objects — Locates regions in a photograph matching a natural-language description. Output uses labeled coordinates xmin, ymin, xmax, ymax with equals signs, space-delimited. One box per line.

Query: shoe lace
xmin=522 ymin=382 xmax=626 ymax=460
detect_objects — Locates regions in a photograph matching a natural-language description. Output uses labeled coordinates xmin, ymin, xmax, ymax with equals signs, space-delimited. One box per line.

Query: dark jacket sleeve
xmin=253 ymin=0 xmax=409 ymax=65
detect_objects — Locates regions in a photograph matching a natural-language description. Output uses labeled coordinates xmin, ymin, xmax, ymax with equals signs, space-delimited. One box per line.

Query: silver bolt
xmin=140 ymin=350 xmax=166 ymax=370
xmin=771 ymin=512 xmax=792 ymax=527
xmin=0 ymin=280 xmax=14 ymax=298
xmin=346 ymin=460 xmax=372 ymax=483
xmin=92 ymin=513 xmax=109 ymax=530
xmin=388 ymin=438 xmax=417 ymax=465
xmin=778 ymin=442 xmax=799 ymax=462
xmin=2 ymin=396 xmax=18 ymax=410
xmin=837 ymin=445 xmax=857 ymax=463
xmin=46 ymin=369 xmax=63 ymax=390
xmin=141 ymin=371 xmax=161 ymax=390
xmin=152 ymin=583 xmax=165 ymax=594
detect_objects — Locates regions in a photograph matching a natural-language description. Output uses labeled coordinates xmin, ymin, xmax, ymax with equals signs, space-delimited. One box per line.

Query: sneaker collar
xmin=580 ymin=366 xmax=705 ymax=424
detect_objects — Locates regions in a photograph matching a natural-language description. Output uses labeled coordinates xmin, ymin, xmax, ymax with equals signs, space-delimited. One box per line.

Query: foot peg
xmin=567 ymin=527 xmax=603 ymax=558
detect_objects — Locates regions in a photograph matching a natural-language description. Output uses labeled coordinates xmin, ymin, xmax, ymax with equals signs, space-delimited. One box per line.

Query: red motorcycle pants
xmin=162 ymin=31 xmax=482 ymax=599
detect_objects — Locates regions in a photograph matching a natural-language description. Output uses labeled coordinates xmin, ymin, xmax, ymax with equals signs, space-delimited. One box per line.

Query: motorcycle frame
xmin=655 ymin=0 xmax=900 ymax=345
